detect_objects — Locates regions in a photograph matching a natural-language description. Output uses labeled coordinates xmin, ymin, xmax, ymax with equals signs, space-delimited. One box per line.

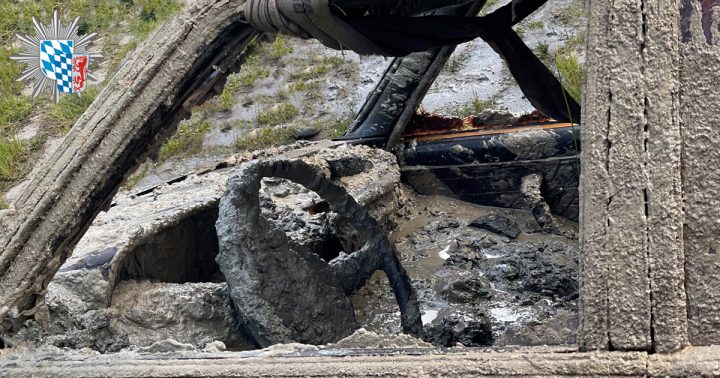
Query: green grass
xmin=527 ymin=20 xmax=544 ymax=30
xmin=44 ymin=86 xmax=100 ymax=132
xmin=0 ymin=137 xmax=26 ymax=181
xmin=290 ymin=65 xmax=330 ymax=81
xmin=255 ymin=103 xmax=299 ymax=126
xmin=158 ymin=111 xmax=212 ymax=161
xmin=235 ymin=54 xmax=271 ymax=87
xmin=269 ymin=35 xmax=293 ymax=60
xmin=0 ymin=0 xmax=184 ymax=200
xmin=556 ymin=0 xmax=586 ymax=24
xmin=288 ymin=80 xmax=321 ymax=93
xmin=554 ymin=52 xmax=584 ymax=104
xmin=235 ymin=127 xmax=296 ymax=151
xmin=213 ymin=52 xmax=270 ymax=112
xmin=0 ymin=45 xmax=32 ymax=134
xmin=547 ymin=30 xmax=587 ymax=105
xmin=314 ymin=55 xmax=343 ymax=68
xmin=129 ymin=0 xmax=183 ymax=39
xmin=449 ymin=96 xmax=495 ymax=117
xmin=0 ymin=95 xmax=33 ymax=134
xmin=328 ymin=117 xmax=353 ymax=139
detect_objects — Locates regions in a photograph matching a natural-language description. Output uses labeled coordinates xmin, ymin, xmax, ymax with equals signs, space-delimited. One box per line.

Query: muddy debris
xmin=1 ymin=141 xmax=578 ymax=354
xmin=424 ymin=306 xmax=493 ymax=347
xmin=468 ymin=214 xmax=521 ymax=239
xmin=353 ymin=195 xmax=579 ymax=347
xmin=326 ymin=328 xmax=432 ymax=349
xmin=215 ymin=145 xmax=423 ymax=347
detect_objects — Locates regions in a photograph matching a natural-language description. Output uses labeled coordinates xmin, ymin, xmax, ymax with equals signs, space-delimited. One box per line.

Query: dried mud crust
xmin=352 ymin=194 xmax=579 ymax=347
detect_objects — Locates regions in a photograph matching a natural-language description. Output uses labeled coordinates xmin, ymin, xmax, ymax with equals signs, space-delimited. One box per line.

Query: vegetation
xmin=214 ymin=51 xmax=272 ymax=111
xmin=555 ymin=52 xmax=584 ymax=104
xmin=288 ymin=80 xmax=321 ymax=93
xmin=0 ymin=95 xmax=33 ymax=134
xmin=235 ymin=127 xmax=297 ymax=151
xmin=556 ymin=0 xmax=586 ymax=24
xmin=479 ymin=0 xmax=499 ymax=15
xmin=449 ymin=96 xmax=495 ymax=117
xmin=328 ymin=117 xmax=353 ymax=139
xmin=235 ymin=54 xmax=272 ymax=88
xmin=45 ymin=87 xmax=100 ymax=132
xmin=255 ymin=103 xmax=299 ymax=126
xmin=0 ymin=137 xmax=25 ymax=181
xmin=158 ymin=111 xmax=212 ymax=161
xmin=269 ymin=35 xmax=293 ymax=60
xmin=290 ymin=65 xmax=331 ymax=81
xmin=527 ymin=20 xmax=544 ymax=30
xmin=122 ymin=161 xmax=150 ymax=190
xmin=551 ymin=31 xmax=587 ymax=104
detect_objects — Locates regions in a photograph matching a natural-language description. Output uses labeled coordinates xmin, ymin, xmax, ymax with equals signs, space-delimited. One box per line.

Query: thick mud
xmin=2 ymin=145 xmax=578 ymax=352
xmin=352 ymin=195 xmax=579 ymax=347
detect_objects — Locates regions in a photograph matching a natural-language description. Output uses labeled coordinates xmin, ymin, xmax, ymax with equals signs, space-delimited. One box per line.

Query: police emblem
xmin=10 ymin=11 xmax=101 ymax=102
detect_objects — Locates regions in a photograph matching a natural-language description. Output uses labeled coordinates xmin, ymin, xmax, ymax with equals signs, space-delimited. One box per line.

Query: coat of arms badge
xmin=11 ymin=11 xmax=101 ymax=102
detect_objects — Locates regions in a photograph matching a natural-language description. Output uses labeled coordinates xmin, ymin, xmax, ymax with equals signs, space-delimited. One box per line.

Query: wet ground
xmin=353 ymin=194 xmax=579 ymax=347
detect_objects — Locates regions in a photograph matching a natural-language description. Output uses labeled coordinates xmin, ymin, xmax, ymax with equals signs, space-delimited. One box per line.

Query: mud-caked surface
xmin=214 ymin=145 xmax=424 ymax=347
xmin=107 ymin=281 xmax=253 ymax=350
xmin=353 ymin=195 xmax=579 ymax=347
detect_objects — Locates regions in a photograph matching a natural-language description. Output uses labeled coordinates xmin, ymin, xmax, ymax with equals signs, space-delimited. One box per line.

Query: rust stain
xmin=404 ymin=110 xmax=558 ymax=138
xmin=410 ymin=122 xmax=575 ymax=143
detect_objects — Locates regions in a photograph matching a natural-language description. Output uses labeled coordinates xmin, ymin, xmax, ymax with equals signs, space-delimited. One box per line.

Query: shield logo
xmin=72 ymin=55 xmax=89 ymax=93
xmin=12 ymin=11 xmax=101 ymax=101
xmin=40 ymin=40 xmax=75 ymax=94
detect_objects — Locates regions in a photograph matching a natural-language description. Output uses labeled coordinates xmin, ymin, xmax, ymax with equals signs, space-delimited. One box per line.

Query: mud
xmin=352 ymin=195 xmax=579 ymax=347
xmin=214 ymin=145 xmax=423 ymax=347
xmin=2 ymin=139 xmax=578 ymax=354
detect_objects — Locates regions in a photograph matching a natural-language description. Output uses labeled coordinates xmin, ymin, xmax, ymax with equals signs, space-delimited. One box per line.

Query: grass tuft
xmin=159 ymin=111 xmax=212 ymax=161
xmin=449 ymin=96 xmax=495 ymax=117
xmin=129 ymin=0 xmax=183 ymax=39
xmin=235 ymin=127 xmax=296 ymax=151
xmin=328 ymin=117 xmax=353 ymax=139
xmin=527 ymin=20 xmax=544 ymax=30
xmin=479 ymin=0 xmax=498 ymax=15
xmin=535 ymin=42 xmax=552 ymax=65
xmin=288 ymin=80 xmax=321 ymax=93
xmin=0 ymin=95 xmax=33 ymax=134
xmin=255 ymin=103 xmax=299 ymax=126
xmin=269 ymin=35 xmax=293 ymax=60
xmin=236 ymin=54 xmax=271 ymax=87
xmin=554 ymin=52 xmax=584 ymax=104
xmin=290 ymin=65 xmax=330 ymax=81
xmin=45 ymin=86 xmax=100 ymax=132
xmin=0 ymin=137 xmax=26 ymax=180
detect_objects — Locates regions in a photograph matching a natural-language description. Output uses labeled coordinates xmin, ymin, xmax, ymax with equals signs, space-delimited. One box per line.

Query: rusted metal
xmin=404 ymin=110 xmax=568 ymax=142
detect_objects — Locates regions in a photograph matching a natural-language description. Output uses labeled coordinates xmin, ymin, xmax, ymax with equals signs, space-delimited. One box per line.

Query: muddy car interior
xmin=1 ymin=0 xmax=719 ymax=376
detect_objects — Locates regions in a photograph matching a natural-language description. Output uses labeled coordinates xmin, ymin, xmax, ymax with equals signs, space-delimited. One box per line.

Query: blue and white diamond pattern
xmin=40 ymin=40 xmax=74 ymax=94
